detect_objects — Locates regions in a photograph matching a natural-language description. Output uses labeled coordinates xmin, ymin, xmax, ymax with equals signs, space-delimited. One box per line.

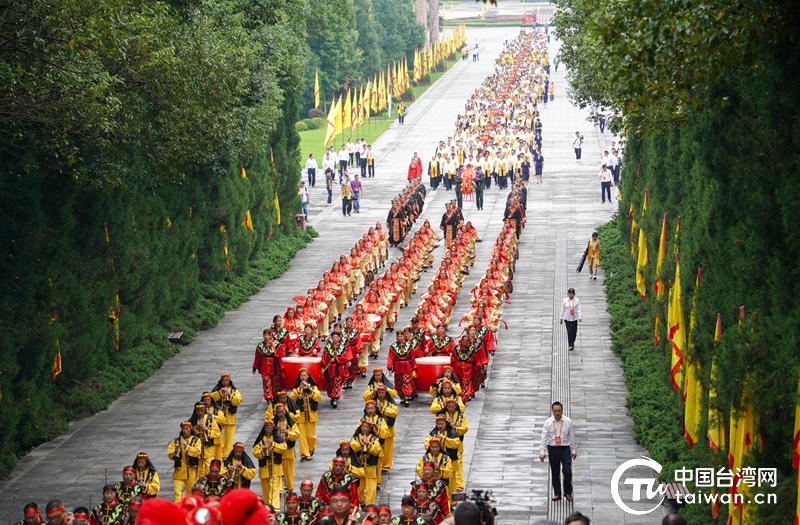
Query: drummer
xmin=352 ymin=306 xmax=377 ymax=362
xmin=386 ymin=330 xmax=416 ymax=407
xmin=290 ymin=368 xmax=322 ymax=462
xmin=296 ymin=324 xmax=321 ymax=357
xmin=342 ymin=317 xmax=364 ymax=381
xmin=252 ymin=329 xmax=283 ymax=402
xmin=283 ymin=307 xmax=303 ymax=353
xmin=321 ymin=329 xmax=349 ymax=408
xmin=426 ymin=325 xmax=455 ymax=357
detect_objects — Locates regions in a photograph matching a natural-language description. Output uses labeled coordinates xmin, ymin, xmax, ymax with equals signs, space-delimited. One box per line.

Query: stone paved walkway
xmin=0 ymin=27 xmax=664 ymax=524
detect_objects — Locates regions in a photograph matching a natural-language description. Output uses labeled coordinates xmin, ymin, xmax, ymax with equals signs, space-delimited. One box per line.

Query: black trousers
xmin=548 ymin=445 xmax=573 ymax=496
xmin=307 ymin=168 xmax=316 ymax=187
xmin=601 ymin=181 xmax=612 ymax=202
xmin=575 ymin=147 xmax=582 ymax=159
xmin=342 ymin=198 xmax=352 ymax=215
xmin=612 ymin=165 xmax=620 ymax=184
xmin=338 ymin=160 xmax=347 ymax=180
xmin=368 ymin=164 xmax=375 ymax=177
xmin=564 ymin=320 xmax=577 ymax=348
xmin=360 ymin=159 xmax=367 ymax=177
xmin=476 ymin=192 xmax=484 ymax=210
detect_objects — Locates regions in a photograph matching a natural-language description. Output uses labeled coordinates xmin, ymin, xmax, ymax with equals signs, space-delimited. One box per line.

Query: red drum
xmin=360 ymin=332 xmax=373 ymax=353
xmin=415 ymin=356 xmax=451 ymax=394
xmin=281 ymin=356 xmax=326 ymax=391
xmin=367 ymin=314 xmax=382 ymax=325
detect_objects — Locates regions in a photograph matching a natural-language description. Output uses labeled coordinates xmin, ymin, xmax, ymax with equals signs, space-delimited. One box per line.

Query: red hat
xmin=423 ymin=460 xmax=436 ymax=468
xmin=181 ymin=421 xmax=193 ymax=428
xmin=372 ymin=367 xmax=383 ymax=373
xmin=445 ymin=398 xmax=458 ymax=405
xmin=300 ymin=480 xmax=314 ymax=488
xmin=233 ymin=442 xmax=246 ymax=451
xmin=428 ymin=437 xmax=441 ymax=444
xmin=285 ymin=494 xmax=299 ymax=502
xmin=220 ymin=373 xmax=230 ymax=379
xmin=218 ymin=489 xmax=273 ymax=525
xmin=365 ymin=400 xmax=376 ymax=407
xmin=435 ymin=415 xmax=447 ymax=422
xmin=210 ymin=459 xmax=222 ymax=468
xmin=333 ymin=457 xmax=347 ymax=465
xmin=123 ymin=466 xmax=135 ymax=473
xmin=45 ymin=506 xmax=65 ymax=516
xmin=338 ymin=440 xmax=351 ymax=447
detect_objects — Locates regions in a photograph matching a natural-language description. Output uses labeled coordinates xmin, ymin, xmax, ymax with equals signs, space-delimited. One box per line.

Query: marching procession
xmin=12 ymin=28 xmax=557 ymax=525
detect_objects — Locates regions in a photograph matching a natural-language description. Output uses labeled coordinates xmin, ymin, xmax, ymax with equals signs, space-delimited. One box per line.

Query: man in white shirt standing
xmin=572 ymin=131 xmax=583 ymax=159
xmin=298 ymin=181 xmax=310 ymax=220
xmin=337 ymin=145 xmax=349 ymax=184
xmin=599 ymin=165 xmax=613 ymax=203
xmin=559 ymin=288 xmax=582 ymax=351
xmin=346 ymin=139 xmax=356 ymax=167
xmin=305 ymin=154 xmax=318 ymax=188
xmin=539 ymin=401 xmax=577 ymax=502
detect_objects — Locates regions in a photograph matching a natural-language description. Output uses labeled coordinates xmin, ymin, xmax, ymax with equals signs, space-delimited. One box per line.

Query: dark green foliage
xmin=301 ymin=118 xmax=318 ymax=130
xmin=300 ymin=0 xmax=423 ymax=114
xmin=561 ymin=1 xmax=800 ymax=522
xmin=0 ymin=0 xmax=311 ymax=478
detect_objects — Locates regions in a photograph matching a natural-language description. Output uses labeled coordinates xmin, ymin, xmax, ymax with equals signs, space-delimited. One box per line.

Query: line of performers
xmin=386 ymin=180 xmax=426 ymax=247
xmin=426 ymin=30 xmax=550 ymax=200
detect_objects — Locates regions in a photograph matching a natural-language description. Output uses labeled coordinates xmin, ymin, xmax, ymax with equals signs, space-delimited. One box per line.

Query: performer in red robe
xmin=252 ymin=328 xmax=284 ymax=401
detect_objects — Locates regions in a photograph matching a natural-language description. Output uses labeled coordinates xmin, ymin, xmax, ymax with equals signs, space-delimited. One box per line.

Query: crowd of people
xmin=11 ymin=29 xmax=572 ymax=525
xmin=423 ymin=30 xmax=550 ymax=214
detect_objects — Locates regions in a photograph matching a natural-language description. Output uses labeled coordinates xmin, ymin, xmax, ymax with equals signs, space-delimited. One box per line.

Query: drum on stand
xmin=415 ymin=356 xmax=451 ymax=394
xmin=281 ymin=356 xmax=326 ymax=390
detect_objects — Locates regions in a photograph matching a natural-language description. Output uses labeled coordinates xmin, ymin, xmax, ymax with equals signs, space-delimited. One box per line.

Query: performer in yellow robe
xmin=210 ymin=373 xmax=243 ymax=457
xmin=252 ymin=419 xmax=288 ymax=510
xmin=167 ymin=422 xmax=202 ymax=502
xmin=290 ymin=368 xmax=323 ymax=461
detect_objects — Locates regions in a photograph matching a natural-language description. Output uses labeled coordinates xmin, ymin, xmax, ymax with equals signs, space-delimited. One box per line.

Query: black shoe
xmin=332 ymin=400 xmax=338 ymax=408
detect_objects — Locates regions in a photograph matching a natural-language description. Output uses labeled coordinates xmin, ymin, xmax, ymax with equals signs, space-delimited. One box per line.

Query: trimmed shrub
xmin=308 ymin=108 xmax=325 ymax=119
xmin=295 ymin=121 xmax=308 ymax=132
xmin=301 ymin=118 xmax=317 ymax=130
xmin=312 ymin=117 xmax=325 ymax=129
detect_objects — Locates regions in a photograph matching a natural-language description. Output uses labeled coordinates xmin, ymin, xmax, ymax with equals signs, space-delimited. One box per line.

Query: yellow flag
xmin=379 ymin=70 xmax=386 ymax=110
xmin=240 ymin=163 xmax=247 ymax=179
xmin=363 ymin=81 xmax=371 ymax=120
xmin=371 ymin=74 xmax=378 ymax=112
xmin=334 ymin=94 xmax=343 ymax=136
xmin=343 ymin=88 xmax=352 ymax=131
xmin=635 ymin=228 xmax=647 ymax=300
xmin=682 ymin=268 xmax=702 ymax=447
xmin=314 ymin=69 xmax=320 ymax=109
xmin=51 ymin=340 xmax=62 ymax=381
xmin=325 ymin=95 xmax=339 ymax=147
xmin=667 ymin=261 xmax=685 ymax=393
xmin=243 ymin=210 xmax=254 ymax=232
xmin=414 ymin=49 xmax=421 ymax=81
xmin=274 ymin=193 xmax=281 ymax=225
xmin=654 ymin=213 xmax=667 ymax=298
xmin=635 ymin=190 xmax=648 ymax=299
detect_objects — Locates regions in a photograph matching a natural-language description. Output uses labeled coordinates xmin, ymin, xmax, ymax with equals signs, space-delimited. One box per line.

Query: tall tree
xmin=374 ymin=0 xmax=425 ymax=65
xmin=355 ymin=0 xmax=383 ymax=78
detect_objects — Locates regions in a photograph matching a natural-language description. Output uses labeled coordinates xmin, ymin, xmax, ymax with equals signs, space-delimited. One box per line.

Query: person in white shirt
xmin=305 ymin=154 xmax=318 ymax=187
xmin=337 ymin=145 xmax=349 ymax=183
xmin=559 ymin=288 xmax=582 ymax=350
xmin=539 ymin=401 xmax=577 ymax=501
xmin=346 ymin=139 xmax=356 ymax=166
xmin=298 ymin=181 xmax=310 ymax=219
xmin=323 ymin=148 xmax=336 ymax=175
xmin=599 ymin=165 xmax=613 ymax=203
xmin=609 ymin=149 xmax=620 ymax=184
xmin=572 ymin=132 xmax=583 ymax=159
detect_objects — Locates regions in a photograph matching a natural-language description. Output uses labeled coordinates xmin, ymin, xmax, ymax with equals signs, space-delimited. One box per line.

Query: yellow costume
xmin=252 ymin=421 xmax=288 ymax=510
xmin=210 ymin=374 xmax=243 ymax=457
xmin=167 ymin=422 xmax=202 ymax=502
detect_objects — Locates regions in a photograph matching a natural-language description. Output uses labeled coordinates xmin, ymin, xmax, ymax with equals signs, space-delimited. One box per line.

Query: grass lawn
xmin=298 ymin=57 xmax=459 ymax=161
